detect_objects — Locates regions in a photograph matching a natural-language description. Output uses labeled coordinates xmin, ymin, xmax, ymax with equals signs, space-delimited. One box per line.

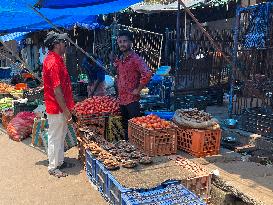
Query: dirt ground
xmin=1 ymin=104 xmax=273 ymax=205
xmin=191 ymin=150 xmax=273 ymax=205
xmin=0 ymin=127 xmax=107 ymax=205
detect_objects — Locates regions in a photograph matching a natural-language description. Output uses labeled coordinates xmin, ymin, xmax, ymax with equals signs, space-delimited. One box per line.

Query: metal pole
xmin=110 ymin=13 xmax=117 ymax=73
xmin=184 ymin=11 xmax=187 ymax=55
xmin=164 ymin=28 xmax=169 ymax=65
xmin=93 ymin=29 xmax=96 ymax=54
xmin=228 ymin=7 xmax=241 ymax=118
xmin=175 ymin=1 xmax=181 ymax=72
xmin=28 ymin=5 xmax=112 ymax=75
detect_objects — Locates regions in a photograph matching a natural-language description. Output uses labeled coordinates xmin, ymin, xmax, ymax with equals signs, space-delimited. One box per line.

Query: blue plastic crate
xmin=85 ymin=150 xmax=97 ymax=183
xmin=107 ymin=173 xmax=133 ymax=205
xmin=174 ymin=95 xmax=207 ymax=111
xmin=0 ymin=67 xmax=11 ymax=79
xmin=144 ymin=111 xmax=174 ymax=120
xmin=155 ymin=66 xmax=171 ymax=76
xmin=122 ymin=184 xmax=206 ymax=205
xmin=96 ymin=160 xmax=109 ymax=196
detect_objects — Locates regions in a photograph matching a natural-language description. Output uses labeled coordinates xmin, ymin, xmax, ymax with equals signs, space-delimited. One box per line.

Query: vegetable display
xmin=80 ymin=127 xmax=153 ymax=170
xmin=0 ymin=82 xmax=23 ymax=98
xmin=130 ymin=114 xmax=171 ymax=129
xmin=74 ymin=96 xmax=120 ymax=116
xmin=0 ymin=82 xmax=16 ymax=93
xmin=0 ymin=97 xmax=13 ymax=110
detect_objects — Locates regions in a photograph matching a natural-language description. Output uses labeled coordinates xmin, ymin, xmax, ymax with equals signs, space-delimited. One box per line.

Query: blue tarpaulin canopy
xmin=35 ymin=0 xmax=119 ymax=9
xmin=0 ymin=0 xmax=141 ymax=32
xmin=0 ymin=32 xmax=30 ymax=42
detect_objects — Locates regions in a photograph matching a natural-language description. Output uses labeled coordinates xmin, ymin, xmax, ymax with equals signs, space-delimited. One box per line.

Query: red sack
xmin=7 ymin=112 xmax=36 ymax=141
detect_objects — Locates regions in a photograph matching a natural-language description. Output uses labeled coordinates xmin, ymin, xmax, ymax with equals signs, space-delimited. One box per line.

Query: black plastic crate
xmin=175 ymin=86 xmax=224 ymax=107
xmin=13 ymin=102 xmax=38 ymax=115
xmin=77 ymin=82 xmax=88 ymax=97
xmin=239 ymin=108 xmax=273 ymax=138
xmin=23 ymin=88 xmax=44 ymax=102
xmin=203 ymin=89 xmax=224 ymax=106
xmin=174 ymin=95 xmax=207 ymax=111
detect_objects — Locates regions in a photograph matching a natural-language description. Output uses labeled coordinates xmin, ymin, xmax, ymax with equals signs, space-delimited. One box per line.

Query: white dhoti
xmin=47 ymin=113 xmax=68 ymax=171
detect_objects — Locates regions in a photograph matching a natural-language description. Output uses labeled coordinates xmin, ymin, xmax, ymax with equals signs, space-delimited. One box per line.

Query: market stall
xmin=0 ymin=1 xmax=232 ymax=205
xmin=69 ymin=94 xmax=222 ymax=204
xmin=0 ymin=67 xmax=43 ymax=130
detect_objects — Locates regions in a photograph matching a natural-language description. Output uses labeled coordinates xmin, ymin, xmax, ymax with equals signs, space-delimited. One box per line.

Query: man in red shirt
xmin=43 ymin=31 xmax=75 ymax=177
xmin=114 ymin=30 xmax=152 ymax=140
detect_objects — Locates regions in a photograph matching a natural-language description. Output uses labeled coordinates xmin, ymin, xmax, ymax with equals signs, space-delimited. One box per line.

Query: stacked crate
xmin=128 ymin=121 xmax=177 ymax=156
xmin=177 ymin=128 xmax=221 ymax=157
xmin=175 ymin=156 xmax=212 ymax=203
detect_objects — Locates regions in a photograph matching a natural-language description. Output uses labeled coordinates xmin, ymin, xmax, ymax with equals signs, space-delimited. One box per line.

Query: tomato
xmin=130 ymin=114 xmax=173 ymax=130
xmin=141 ymin=123 xmax=147 ymax=128
xmin=73 ymin=96 xmax=120 ymax=116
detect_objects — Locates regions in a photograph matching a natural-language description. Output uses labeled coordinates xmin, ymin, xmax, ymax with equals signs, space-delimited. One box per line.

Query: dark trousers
xmin=120 ymin=101 xmax=141 ymax=140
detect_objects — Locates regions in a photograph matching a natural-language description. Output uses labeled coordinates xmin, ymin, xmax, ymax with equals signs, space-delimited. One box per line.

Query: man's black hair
xmin=48 ymin=44 xmax=55 ymax=51
xmin=118 ymin=30 xmax=133 ymax=42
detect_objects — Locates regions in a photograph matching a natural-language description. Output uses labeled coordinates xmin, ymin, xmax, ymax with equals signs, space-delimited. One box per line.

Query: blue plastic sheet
xmin=0 ymin=0 xmax=141 ymax=32
xmin=36 ymin=0 xmax=118 ymax=9
xmin=0 ymin=12 xmax=98 ymax=32
xmin=0 ymin=32 xmax=30 ymax=42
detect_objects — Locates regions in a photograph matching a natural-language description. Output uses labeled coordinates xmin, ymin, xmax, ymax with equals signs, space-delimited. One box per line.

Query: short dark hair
xmin=48 ymin=43 xmax=55 ymax=51
xmin=47 ymin=40 xmax=62 ymax=51
xmin=118 ymin=30 xmax=133 ymax=42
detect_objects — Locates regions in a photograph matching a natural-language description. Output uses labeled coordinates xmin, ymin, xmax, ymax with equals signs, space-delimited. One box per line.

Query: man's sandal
xmin=58 ymin=162 xmax=75 ymax=170
xmin=48 ymin=169 xmax=68 ymax=178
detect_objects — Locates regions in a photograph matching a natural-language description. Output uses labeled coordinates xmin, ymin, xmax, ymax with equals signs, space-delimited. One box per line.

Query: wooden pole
xmin=178 ymin=0 xmax=231 ymax=64
xmin=28 ymin=5 xmax=112 ymax=76
xmin=178 ymin=0 xmax=240 ymax=117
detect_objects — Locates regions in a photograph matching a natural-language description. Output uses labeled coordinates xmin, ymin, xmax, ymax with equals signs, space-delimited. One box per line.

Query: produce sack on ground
xmin=173 ymin=108 xmax=219 ymax=129
xmin=31 ymin=117 xmax=47 ymax=146
xmin=7 ymin=112 xmax=36 ymax=141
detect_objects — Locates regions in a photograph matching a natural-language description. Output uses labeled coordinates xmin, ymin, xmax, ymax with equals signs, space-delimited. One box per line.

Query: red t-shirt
xmin=115 ymin=52 xmax=152 ymax=105
xmin=43 ymin=51 xmax=74 ymax=114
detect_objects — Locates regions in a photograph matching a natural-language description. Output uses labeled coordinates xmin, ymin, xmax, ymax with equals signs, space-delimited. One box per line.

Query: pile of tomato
xmin=74 ymin=96 xmax=120 ymax=116
xmin=131 ymin=114 xmax=171 ymax=129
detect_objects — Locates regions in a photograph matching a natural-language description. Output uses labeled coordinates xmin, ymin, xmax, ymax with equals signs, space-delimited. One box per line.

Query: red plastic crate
xmin=177 ymin=128 xmax=221 ymax=157
xmin=128 ymin=121 xmax=177 ymax=156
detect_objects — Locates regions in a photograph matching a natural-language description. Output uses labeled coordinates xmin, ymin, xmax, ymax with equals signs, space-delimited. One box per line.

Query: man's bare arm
xmin=54 ymin=85 xmax=72 ymax=122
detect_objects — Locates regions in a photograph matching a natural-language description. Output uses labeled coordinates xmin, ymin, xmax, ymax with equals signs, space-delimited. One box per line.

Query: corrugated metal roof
xmin=131 ymin=0 xmax=232 ymax=13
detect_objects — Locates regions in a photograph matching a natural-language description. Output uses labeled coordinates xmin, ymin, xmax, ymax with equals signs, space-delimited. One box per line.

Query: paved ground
xmin=0 ymin=127 xmax=107 ymax=205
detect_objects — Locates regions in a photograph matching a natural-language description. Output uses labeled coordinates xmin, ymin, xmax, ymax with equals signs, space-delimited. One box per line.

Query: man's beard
xmin=120 ymin=47 xmax=130 ymax=53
